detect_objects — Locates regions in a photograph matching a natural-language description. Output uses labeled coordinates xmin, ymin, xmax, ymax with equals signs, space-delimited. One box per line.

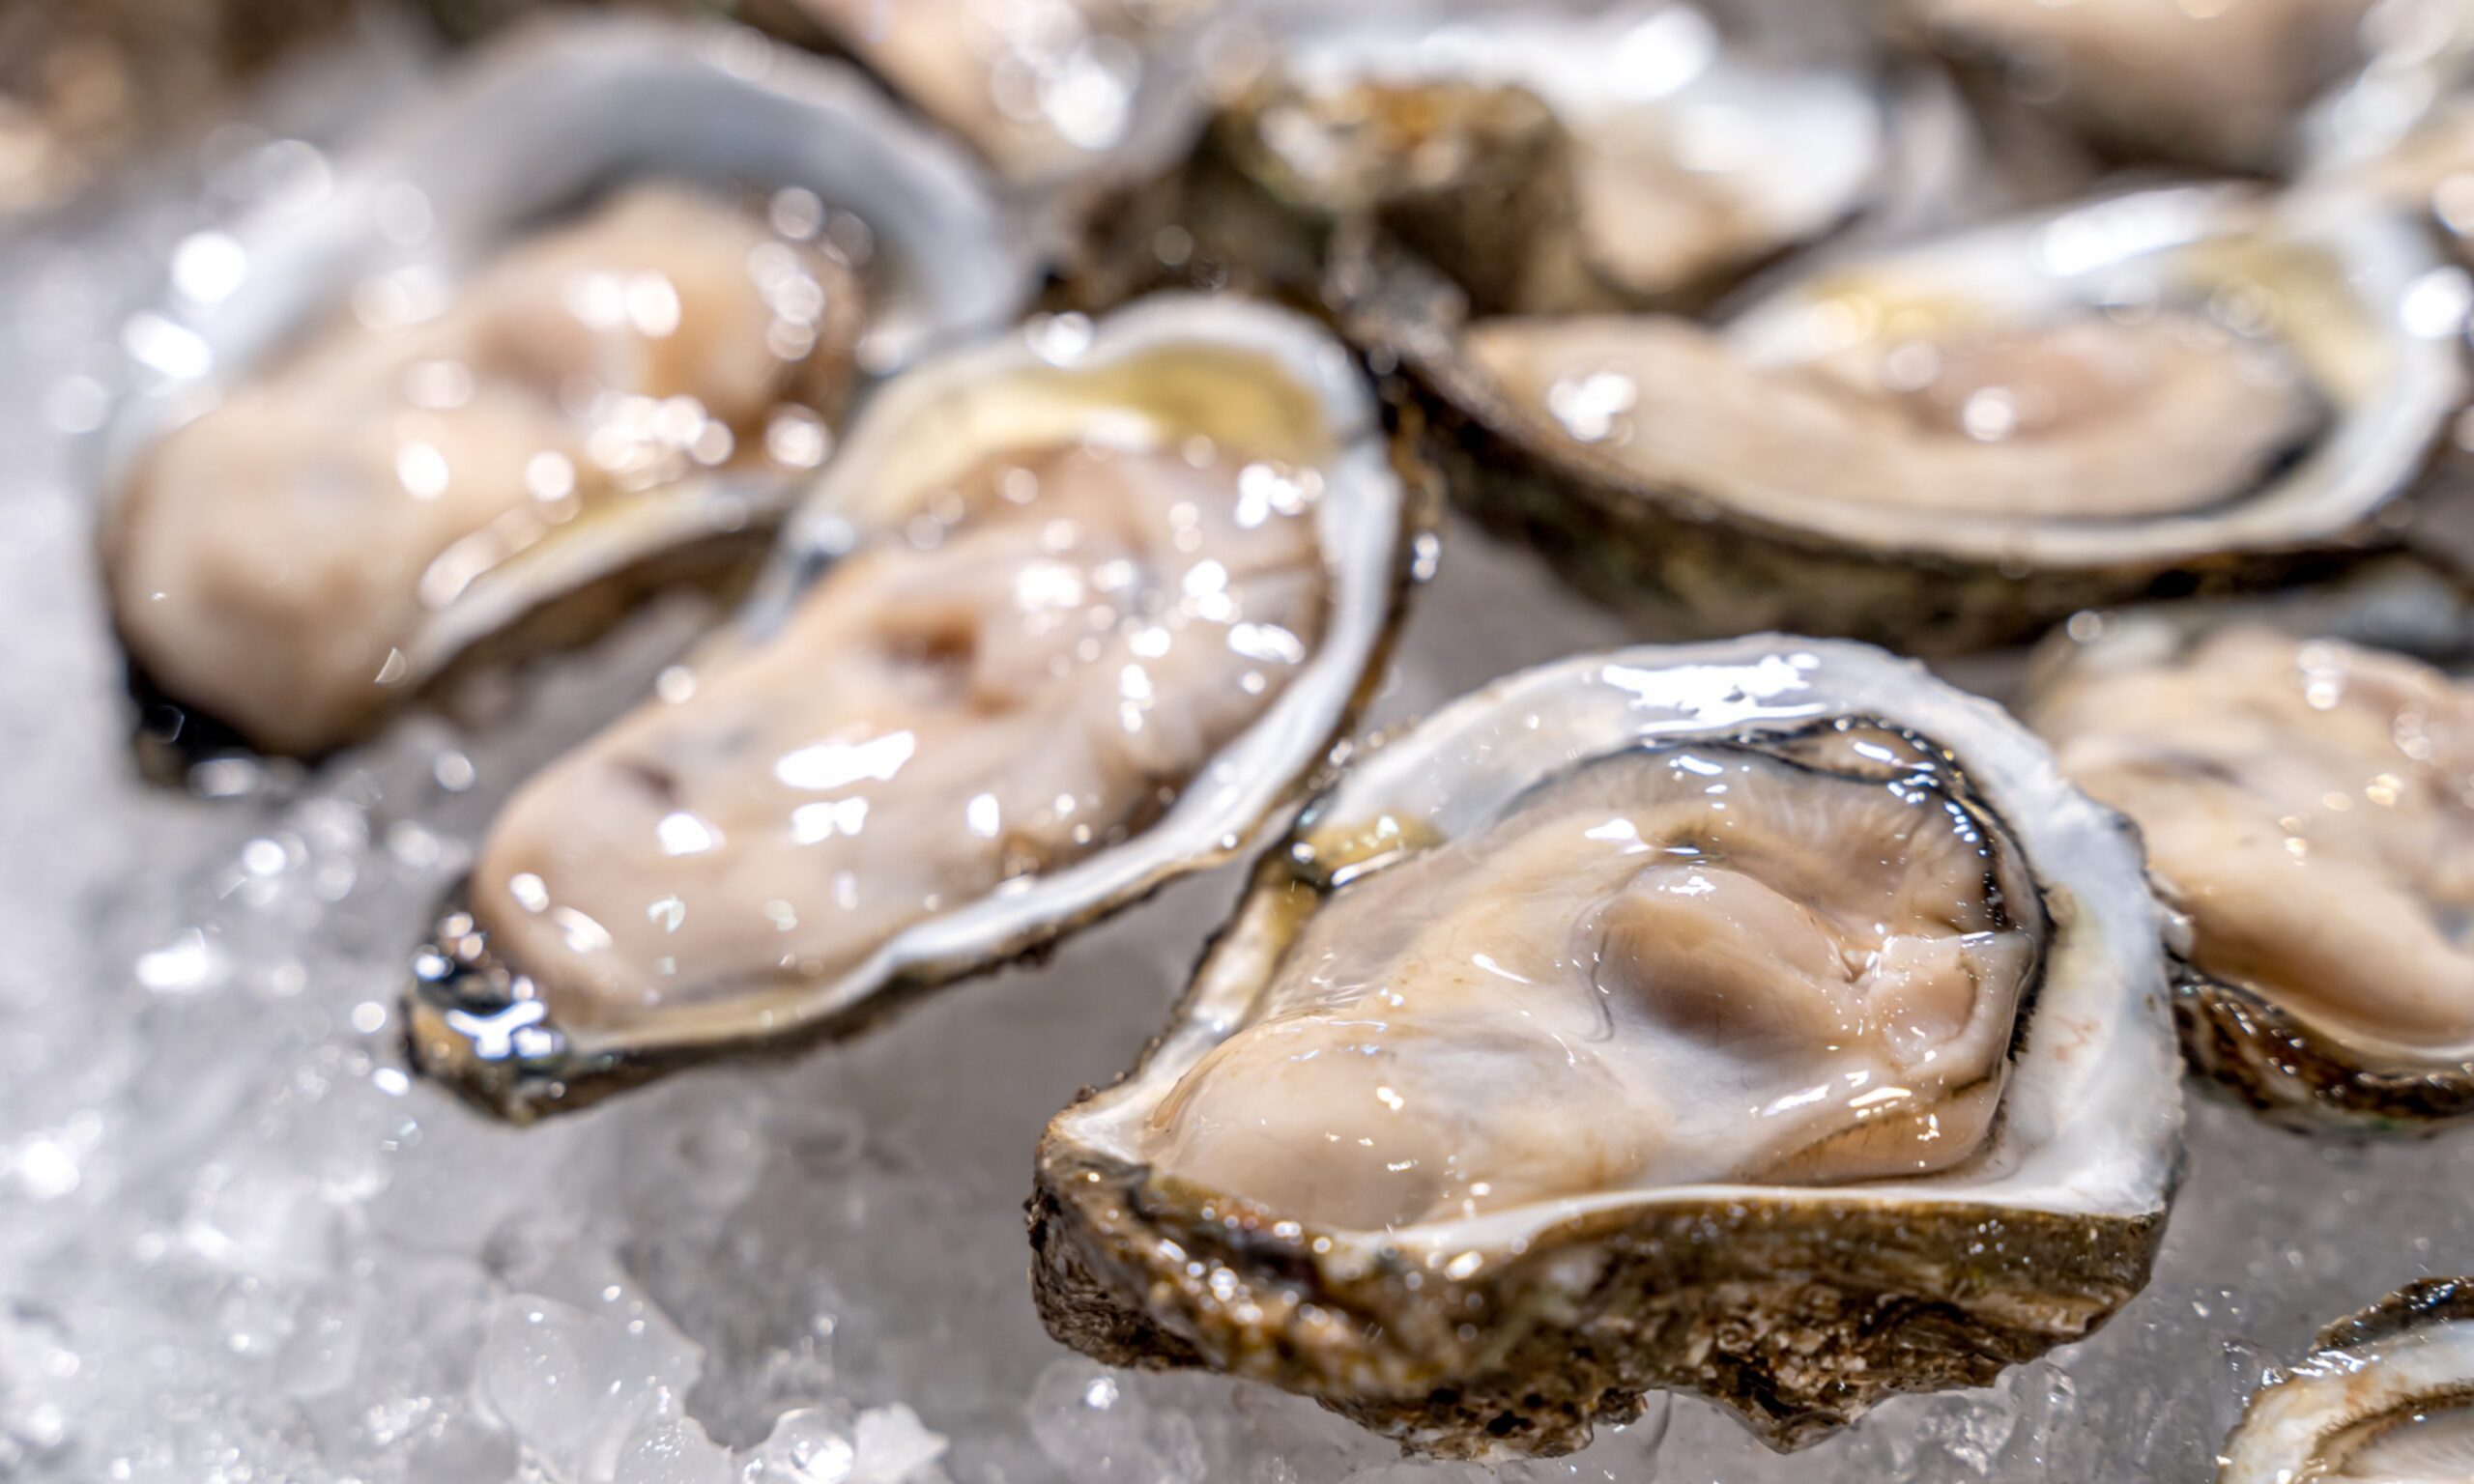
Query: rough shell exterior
xmin=1030 ymin=1014 xmax=2169 ymax=1456
xmin=2173 ymin=963 xmax=2474 ymax=1134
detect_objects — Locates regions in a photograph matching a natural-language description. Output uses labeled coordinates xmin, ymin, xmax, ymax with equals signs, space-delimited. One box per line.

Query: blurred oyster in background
xmin=1899 ymin=0 xmax=2379 ymax=172
xmin=107 ymin=184 xmax=867 ymax=758
xmin=2028 ymin=610 xmax=2474 ymax=1130
xmin=93 ymin=16 xmax=1035 ymax=772
xmin=0 ymin=0 xmax=357 ymax=216
xmin=791 ymin=0 xmax=1225 ymax=185
xmin=1191 ymin=0 xmax=1918 ymax=313
xmin=2219 ymin=1276 xmax=2474 ymax=1481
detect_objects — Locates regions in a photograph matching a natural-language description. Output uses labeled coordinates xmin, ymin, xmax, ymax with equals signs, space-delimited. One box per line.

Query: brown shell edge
xmin=2173 ymin=964 xmax=2474 ymax=1135
xmin=1028 ymin=1133 xmax=2168 ymax=1459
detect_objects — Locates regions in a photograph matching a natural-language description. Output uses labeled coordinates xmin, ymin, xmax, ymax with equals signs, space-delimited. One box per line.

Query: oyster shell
xmin=2025 ymin=606 xmax=2474 ymax=1132
xmin=1121 ymin=1 xmax=1960 ymax=319
xmin=101 ymin=15 xmax=1035 ymax=766
xmin=1345 ymin=183 xmax=2466 ymax=650
xmin=2299 ymin=11 xmax=2474 ymax=259
xmin=405 ymin=295 xmax=1426 ymax=1120
xmin=788 ymin=0 xmax=1222 ymax=188
xmin=2220 ymin=1276 xmax=2474 ymax=1483
xmin=1032 ymin=637 xmax=2181 ymax=1457
xmin=1898 ymin=0 xmax=2378 ymax=172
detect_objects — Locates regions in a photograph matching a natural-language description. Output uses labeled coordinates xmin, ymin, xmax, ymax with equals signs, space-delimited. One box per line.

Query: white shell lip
xmin=541 ymin=293 xmax=1412 ymax=1064
xmin=98 ymin=14 xmax=1038 ymax=700
xmin=1248 ymin=0 xmax=1891 ymax=256
xmin=1715 ymin=183 xmax=2470 ymax=569
xmin=1053 ymin=636 xmax=2184 ymax=1266
xmin=2220 ymin=1286 xmax=2474 ymax=1484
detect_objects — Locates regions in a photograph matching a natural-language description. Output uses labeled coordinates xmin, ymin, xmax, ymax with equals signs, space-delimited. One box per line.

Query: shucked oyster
xmin=2221 ymin=1276 xmax=2474 ymax=1482
xmin=111 ymin=185 xmax=864 ymax=758
xmin=2026 ymin=613 xmax=2474 ymax=1131
xmin=791 ymin=0 xmax=1221 ymax=187
xmin=1349 ymin=184 xmax=2466 ymax=650
xmin=101 ymin=16 xmax=1033 ymax=765
xmin=1174 ymin=1 xmax=1924 ymax=315
xmin=1899 ymin=0 xmax=2378 ymax=171
xmin=406 ymin=296 xmax=1424 ymax=1119
xmin=1032 ymin=638 xmax=2181 ymax=1457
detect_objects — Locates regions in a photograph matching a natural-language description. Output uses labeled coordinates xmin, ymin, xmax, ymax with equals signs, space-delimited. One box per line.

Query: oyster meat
xmin=1465 ymin=308 xmax=2321 ymax=520
xmin=1350 ymin=184 xmax=2465 ymax=648
xmin=1033 ymin=638 xmax=2181 ymax=1457
xmin=2221 ymin=1276 xmax=2474 ymax=1482
xmin=2028 ymin=617 xmax=2474 ymax=1130
xmin=100 ymin=16 xmax=1035 ymax=764
xmin=109 ymin=185 xmax=864 ymax=757
xmin=406 ymin=296 xmax=1423 ymax=1119
xmin=1902 ymin=0 xmax=2378 ymax=171
xmin=1206 ymin=1 xmax=1899 ymax=312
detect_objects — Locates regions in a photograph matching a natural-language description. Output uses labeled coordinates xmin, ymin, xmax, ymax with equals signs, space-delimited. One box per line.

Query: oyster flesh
xmin=1347 ymin=183 xmax=2466 ymax=649
xmin=406 ymin=295 xmax=1424 ymax=1120
xmin=110 ymin=185 xmax=864 ymax=758
xmin=2027 ymin=613 xmax=2474 ymax=1131
xmin=2221 ymin=1276 xmax=2474 ymax=1482
xmin=1193 ymin=1 xmax=1913 ymax=313
xmin=1032 ymin=638 xmax=2181 ymax=1457
xmin=101 ymin=16 xmax=1034 ymax=763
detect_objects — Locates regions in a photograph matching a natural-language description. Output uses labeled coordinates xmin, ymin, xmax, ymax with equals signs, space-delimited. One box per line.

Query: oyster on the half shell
xmin=1032 ymin=638 xmax=2181 ymax=1457
xmin=2221 ymin=1277 xmax=2474 ymax=1482
xmin=1898 ymin=0 xmax=2378 ymax=172
xmin=405 ymin=295 xmax=1425 ymax=1120
xmin=2026 ymin=607 xmax=2474 ymax=1131
xmin=101 ymin=17 xmax=1035 ymax=766
xmin=790 ymin=0 xmax=1223 ymax=188
xmin=1348 ymin=183 xmax=2465 ymax=650
xmin=1135 ymin=0 xmax=1955 ymax=318
xmin=1211 ymin=1 xmax=1913 ymax=312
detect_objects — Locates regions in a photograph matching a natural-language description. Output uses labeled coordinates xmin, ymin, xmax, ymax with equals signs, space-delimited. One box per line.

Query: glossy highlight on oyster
xmin=2028 ymin=618 xmax=2474 ymax=1129
xmin=1033 ymin=638 xmax=2180 ymax=1458
xmin=2220 ymin=1277 xmax=2474 ymax=1483
xmin=407 ymin=295 xmax=1421 ymax=1120
xmin=108 ymin=185 xmax=865 ymax=758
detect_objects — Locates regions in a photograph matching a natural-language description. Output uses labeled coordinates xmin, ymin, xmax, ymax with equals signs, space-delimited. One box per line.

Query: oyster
xmin=2300 ymin=10 xmax=2474 ymax=259
xmin=1169 ymin=1 xmax=1930 ymax=315
xmin=789 ymin=0 xmax=1220 ymax=187
xmin=405 ymin=295 xmax=1424 ymax=1120
xmin=2220 ymin=1276 xmax=2474 ymax=1483
xmin=2026 ymin=611 xmax=2474 ymax=1131
xmin=1032 ymin=638 xmax=2181 ymax=1457
xmin=1345 ymin=183 xmax=2467 ymax=650
xmin=101 ymin=15 xmax=1035 ymax=765
xmin=1898 ymin=0 xmax=2378 ymax=171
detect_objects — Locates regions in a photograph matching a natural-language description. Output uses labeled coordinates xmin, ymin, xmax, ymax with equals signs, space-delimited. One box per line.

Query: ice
xmin=5 ymin=15 xmax=2474 ymax=1484
xmin=615 ymin=1418 xmax=734 ymax=1484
